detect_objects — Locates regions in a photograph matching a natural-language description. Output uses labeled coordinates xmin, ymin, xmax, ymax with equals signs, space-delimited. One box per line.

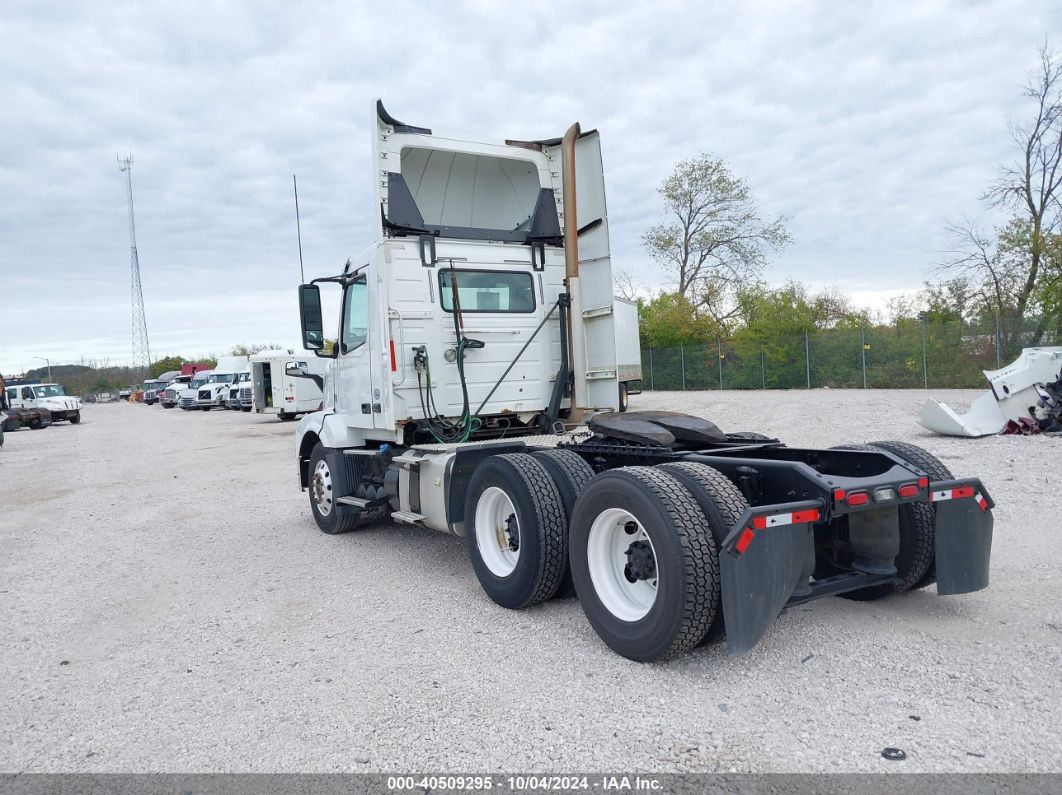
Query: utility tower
xmin=118 ymin=153 xmax=151 ymax=373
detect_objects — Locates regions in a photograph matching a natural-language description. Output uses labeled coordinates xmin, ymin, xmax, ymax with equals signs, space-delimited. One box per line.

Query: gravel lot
xmin=1 ymin=390 xmax=1060 ymax=773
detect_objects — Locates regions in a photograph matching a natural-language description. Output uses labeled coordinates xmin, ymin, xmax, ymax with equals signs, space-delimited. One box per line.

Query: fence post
xmin=648 ymin=347 xmax=654 ymax=391
xmin=920 ymin=317 xmax=928 ymax=388
xmin=717 ymin=337 xmax=724 ymax=390
xmin=760 ymin=346 xmax=766 ymax=390
xmin=994 ymin=316 xmax=1002 ymax=368
xmin=680 ymin=344 xmax=686 ymax=391
xmin=860 ymin=326 xmax=868 ymax=389
xmin=805 ymin=330 xmax=811 ymax=389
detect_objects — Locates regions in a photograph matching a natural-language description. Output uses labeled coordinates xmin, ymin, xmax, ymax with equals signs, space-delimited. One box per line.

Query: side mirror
xmin=285 ymin=361 xmax=309 ymax=378
xmin=286 ymin=360 xmax=324 ymax=391
xmin=298 ymin=284 xmax=326 ymax=352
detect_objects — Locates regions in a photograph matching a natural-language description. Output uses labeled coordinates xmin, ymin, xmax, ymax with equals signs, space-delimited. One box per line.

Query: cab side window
xmin=342 ymin=275 xmax=369 ymax=353
xmin=22 ymin=387 xmax=33 ymax=400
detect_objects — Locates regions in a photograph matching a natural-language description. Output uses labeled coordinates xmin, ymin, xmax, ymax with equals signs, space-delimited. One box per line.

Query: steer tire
xmin=531 ymin=449 xmax=596 ymax=599
xmin=618 ymin=382 xmax=629 ymax=413
xmin=465 ymin=453 xmax=568 ymax=610
xmin=829 ymin=442 xmax=940 ymax=600
xmin=570 ymin=467 xmax=719 ymax=661
xmin=308 ymin=443 xmax=361 ymax=535
xmin=69 ymin=412 xmax=81 ymax=424
xmin=657 ymin=462 xmax=748 ymax=644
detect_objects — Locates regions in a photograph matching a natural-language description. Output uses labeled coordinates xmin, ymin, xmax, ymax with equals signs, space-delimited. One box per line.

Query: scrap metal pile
xmin=920 ymin=347 xmax=1062 ymax=437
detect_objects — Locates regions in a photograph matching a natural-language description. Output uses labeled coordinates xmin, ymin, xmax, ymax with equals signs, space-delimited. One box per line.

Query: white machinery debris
xmin=919 ymin=347 xmax=1062 ymax=437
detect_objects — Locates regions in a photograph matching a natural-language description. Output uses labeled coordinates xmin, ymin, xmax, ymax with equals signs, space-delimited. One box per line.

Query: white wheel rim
xmin=475 ymin=486 xmax=520 ymax=577
xmin=587 ymin=507 xmax=659 ymax=621
xmin=312 ymin=459 xmax=333 ymax=517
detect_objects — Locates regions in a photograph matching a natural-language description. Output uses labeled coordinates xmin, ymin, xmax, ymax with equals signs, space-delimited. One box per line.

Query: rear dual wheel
xmin=569 ymin=466 xmax=731 ymax=661
xmin=465 ymin=454 xmax=568 ymax=609
xmin=828 ymin=441 xmax=951 ymax=600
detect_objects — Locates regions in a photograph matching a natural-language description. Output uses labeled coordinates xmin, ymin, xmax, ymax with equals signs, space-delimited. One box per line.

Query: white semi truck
xmin=6 ymin=382 xmax=82 ymax=423
xmin=251 ymin=350 xmax=326 ymax=421
xmin=291 ymin=101 xmax=995 ymax=661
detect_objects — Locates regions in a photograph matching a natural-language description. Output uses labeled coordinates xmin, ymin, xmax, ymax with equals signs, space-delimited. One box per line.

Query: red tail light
xmin=918 ymin=477 xmax=929 ymax=488
xmin=833 ymin=488 xmax=846 ymax=501
xmin=898 ymin=483 xmax=919 ymax=498
xmin=846 ymin=491 xmax=870 ymax=507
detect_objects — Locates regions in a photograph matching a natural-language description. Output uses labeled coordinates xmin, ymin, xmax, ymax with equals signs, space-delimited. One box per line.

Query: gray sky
xmin=1 ymin=0 xmax=1058 ymax=375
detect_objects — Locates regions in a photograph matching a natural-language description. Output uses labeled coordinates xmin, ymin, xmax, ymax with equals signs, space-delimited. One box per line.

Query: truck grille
xmin=198 ymin=389 xmax=211 ymax=400
xmin=164 ymin=389 xmax=178 ymax=401
xmin=240 ymin=387 xmax=252 ymax=400
xmin=179 ymin=395 xmax=196 ymax=408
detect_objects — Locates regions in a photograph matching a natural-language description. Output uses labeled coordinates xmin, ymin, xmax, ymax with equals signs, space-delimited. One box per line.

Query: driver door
xmin=335 ymin=271 xmax=378 ymax=431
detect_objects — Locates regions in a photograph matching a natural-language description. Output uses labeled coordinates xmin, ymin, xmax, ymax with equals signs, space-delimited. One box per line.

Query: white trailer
xmin=613 ymin=297 xmax=642 ymax=411
xmin=251 ymin=350 xmax=325 ymax=421
xmin=290 ymin=101 xmax=995 ymax=662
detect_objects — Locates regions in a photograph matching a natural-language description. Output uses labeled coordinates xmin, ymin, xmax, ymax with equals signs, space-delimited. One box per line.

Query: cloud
xmin=0 ymin=0 xmax=1058 ymax=373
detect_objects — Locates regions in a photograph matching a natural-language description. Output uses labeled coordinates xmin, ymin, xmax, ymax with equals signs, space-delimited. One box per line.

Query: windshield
xmin=207 ymin=373 xmax=232 ymax=384
xmin=33 ymin=384 xmax=66 ymax=398
xmin=238 ymin=372 xmax=250 ymax=383
xmin=190 ymin=377 xmax=209 ymax=388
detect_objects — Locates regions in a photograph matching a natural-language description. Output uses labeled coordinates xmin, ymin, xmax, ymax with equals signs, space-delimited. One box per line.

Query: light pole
xmin=34 ymin=357 xmax=52 ymax=382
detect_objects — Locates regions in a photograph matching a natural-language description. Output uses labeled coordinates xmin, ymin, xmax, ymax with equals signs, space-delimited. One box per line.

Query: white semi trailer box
xmin=251 ymin=350 xmax=326 ymax=420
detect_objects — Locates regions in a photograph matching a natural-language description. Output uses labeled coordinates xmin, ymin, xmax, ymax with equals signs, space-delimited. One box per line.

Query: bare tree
xmin=612 ymin=266 xmax=640 ymax=302
xmin=642 ymin=153 xmax=789 ymax=329
xmin=946 ymin=43 xmax=1062 ymax=325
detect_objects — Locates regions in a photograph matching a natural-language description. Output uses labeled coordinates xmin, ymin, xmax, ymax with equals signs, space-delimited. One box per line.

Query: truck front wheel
xmin=465 ymin=453 xmax=568 ymax=609
xmin=308 ymin=443 xmax=360 ymax=535
xmin=69 ymin=412 xmax=81 ymax=424
xmin=570 ymin=467 xmax=719 ymax=661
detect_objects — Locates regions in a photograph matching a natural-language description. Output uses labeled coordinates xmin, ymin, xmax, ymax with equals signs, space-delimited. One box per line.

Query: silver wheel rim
xmin=587 ymin=507 xmax=658 ymax=621
xmin=475 ymin=486 xmax=520 ymax=577
xmin=312 ymin=459 xmax=333 ymax=517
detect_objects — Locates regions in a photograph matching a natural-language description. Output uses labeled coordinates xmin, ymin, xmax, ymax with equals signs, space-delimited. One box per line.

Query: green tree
xmin=643 ymin=153 xmax=790 ymax=331
xmin=149 ymin=355 xmax=185 ymax=378
xmin=637 ymin=292 xmax=717 ymax=349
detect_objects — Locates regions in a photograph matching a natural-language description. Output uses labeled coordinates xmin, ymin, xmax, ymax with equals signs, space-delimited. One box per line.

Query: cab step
xmin=391 ymin=510 xmax=427 ymax=525
xmin=337 ymin=496 xmax=372 ymax=508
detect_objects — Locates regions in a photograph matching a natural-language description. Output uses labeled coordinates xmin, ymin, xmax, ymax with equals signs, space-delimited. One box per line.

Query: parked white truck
xmin=225 ymin=368 xmax=249 ymax=410
xmin=290 ymin=101 xmax=995 ymax=662
xmin=251 ymin=350 xmax=326 ymax=421
xmin=6 ymin=383 xmax=82 ymax=423
xmin=186 ymin=356 xmax=249 ymax=411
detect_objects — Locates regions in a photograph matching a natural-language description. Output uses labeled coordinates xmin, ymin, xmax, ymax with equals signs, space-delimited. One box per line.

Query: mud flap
xmin=720 ymin=501 xmax=821 ymax=655
xmin=931 ymin=478 xmax=994 ymax=595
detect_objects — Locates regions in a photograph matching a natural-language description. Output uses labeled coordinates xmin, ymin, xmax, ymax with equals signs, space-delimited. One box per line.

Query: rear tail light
xmin=846 ymin=491 xmax=870 ymax=507
xmin=918 ymin=476 xmax=929 ymax=488
xmin=898 ymin=483 xmax=919 ymax=498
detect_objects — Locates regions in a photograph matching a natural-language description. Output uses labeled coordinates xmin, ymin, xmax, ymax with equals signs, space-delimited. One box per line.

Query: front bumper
xmin=718 ymin=478 xmax=994 ymax=654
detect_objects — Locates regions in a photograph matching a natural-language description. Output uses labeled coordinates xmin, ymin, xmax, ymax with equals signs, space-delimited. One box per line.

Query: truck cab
xmin=194 ymin=356 xmax=250 ymax=411
xmin=162 ymin=375 xmax=191 ymax=408
xmin=178 ymin=371 xmax=213 ymax=410
xmin=228 ymin=369 xmax=251 ymax=410
xmin=7 ymin=383 xmax=82 ymax=424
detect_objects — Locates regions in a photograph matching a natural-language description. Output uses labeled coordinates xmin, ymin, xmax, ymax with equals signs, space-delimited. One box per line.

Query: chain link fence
xmin=640 ymin=315 xmax=1062 ymax=390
